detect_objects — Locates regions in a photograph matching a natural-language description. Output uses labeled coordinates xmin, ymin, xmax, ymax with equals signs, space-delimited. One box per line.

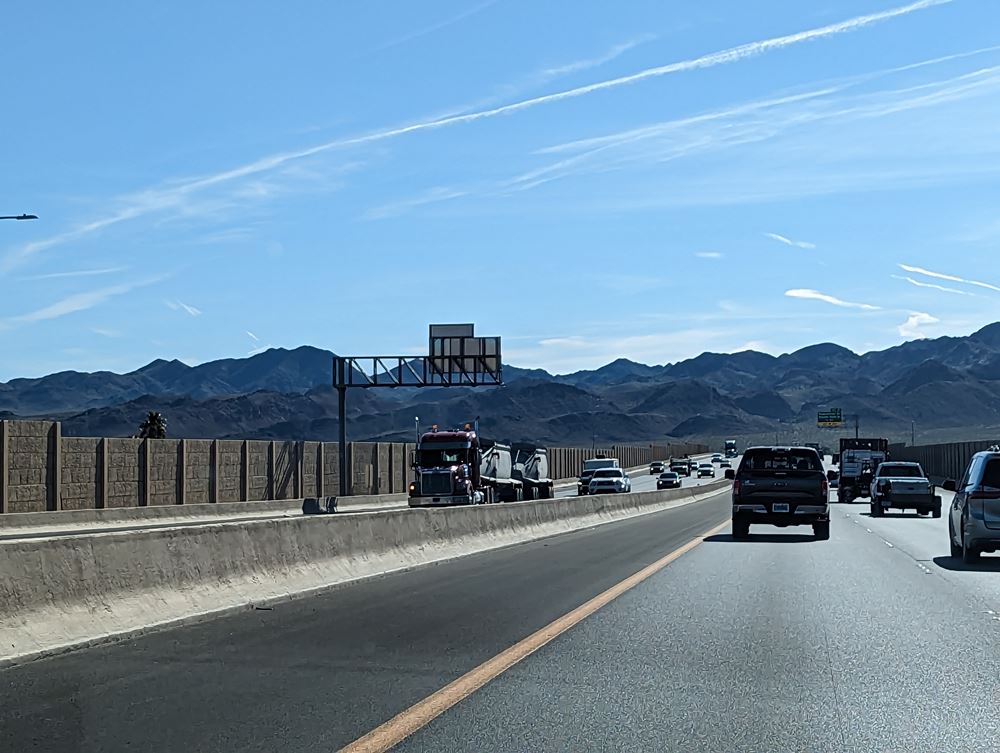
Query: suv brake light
xmin=821 ymin=479 xmax=828 ymax=496
xmin=733 ymin=479 xmax=741 ymax=497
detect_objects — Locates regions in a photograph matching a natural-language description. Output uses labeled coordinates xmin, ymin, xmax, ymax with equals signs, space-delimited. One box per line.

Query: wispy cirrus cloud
xmin=891 ymin=274 xmax=975 ymax=296
xmin=898 ymin=263 xmax=1000 ymax=293
xmin=165 ymin=299 xmax=202 ymax=317
xmin=91 ymin=327 xmax=122 ymax=338
xmin=695 ymin=251 xmax=724 ymax=259
xmin=22 ymin=266 xmax=128 ymax=281
xmin=373 ymin=0 xmax=499 ymax=52
xmin=1 ymin=277 xmax=162 ymax=328
xmin=364 ymin=187 xmax=469 ymax=220
xmin=3 ymin=0 xmax=950 ymax=268
xmin=246 ymin=330 xmax=259 ymax=342
xmin=765 ymin=232 xmax=815 ymax=249
xmin=898 ymin=311 xmax=939 ymax=338
xmin=785 ymin=288 xmax=880 ymax=310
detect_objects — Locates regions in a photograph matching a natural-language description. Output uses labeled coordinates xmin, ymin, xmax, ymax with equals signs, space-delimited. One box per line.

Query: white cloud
xmin=765 ymin=232 xmax=816 ymax=249
xmin=2 ymin=278 xmax=160 ymax=327
xmin=538 ymin=36 xmax=653 ymax=80
xmin=248 ymin=343 xmax=275 ymax=356
xmin=165 ymin=299 xmax=202 ymax=317
xmin=785 ymin=288 xmax=880 ymax=310
xmin=363 ymin=187 xmax=468 ymax=220
xmin=2 ymin=0 xmax=950 ymax=269
xmin=22 ymin=266 xmax=127 ymax=280
xmin=246 ymin=330 xmax=260 ymax=342
xmin=91 ymin=327 xmax=122 ymax=338
xmin=898 ymin=311 xmax=939 ymax=338
xmin=695 ymin=251 xmax=724 ymax=259
xmin=891 ymin=274 xmax=975 ymax=296
xmin=898 ymin=263 xmax=1000 ymax=293
xmin=373 ymin=0 xmax=499 ymax=51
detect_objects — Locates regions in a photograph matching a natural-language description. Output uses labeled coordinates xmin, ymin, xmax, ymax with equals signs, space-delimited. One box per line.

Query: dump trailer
xmin=407 ymin=426 xmax=521 ymax=507
xmin=511 ymin=443 xmax=554 ymax=500
xmin=837 ymin=437 xmax=889 ymax=503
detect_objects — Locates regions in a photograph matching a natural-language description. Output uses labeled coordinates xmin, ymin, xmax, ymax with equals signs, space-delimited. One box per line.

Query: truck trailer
xmin=837 ymin=437 xmax=889 ymax=503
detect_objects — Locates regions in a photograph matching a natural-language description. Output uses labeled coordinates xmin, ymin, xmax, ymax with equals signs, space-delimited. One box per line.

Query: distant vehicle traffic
xmin=589 ymin=468 xmax=632 ymax=494
xmin=688 ymin=459 xmax=698 ymax=473
xmin=728 ymin=446 xmax=829 ymax=540
xmin=725 ymin=439 xmax=737 ymax=458
xmin=670 ymin=460 xmax=691 ymax=477
xmin=711 ymin=453 xmax=723 ymax=464
xmin=649 ymin=461 xmax=666 ymax=475
xmin=719 ymin=459 xmax=732 ymax=468
xmin=869 ymin=462 xmax=940 ymax=517
xmin=698 ymin=463 xmax=716 ymax=478
xmin=947 ymin=450 xmax=1000 ymax=563
xmin=578 ymin=457 xmax=620 ymax=496
xmin=657 ymin=471 xmax=681 ymax=489
xmin=838 ymin=437 xmax=889 ymax=503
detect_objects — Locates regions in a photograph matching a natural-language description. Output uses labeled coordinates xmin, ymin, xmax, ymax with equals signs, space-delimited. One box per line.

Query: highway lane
xmin=396 ymin=499 xmax=1000 ymax=752
xmin=0 ymin=487 xmax=732 ymax=753
xmin=555 ymin=453 xmax=730 ymax=498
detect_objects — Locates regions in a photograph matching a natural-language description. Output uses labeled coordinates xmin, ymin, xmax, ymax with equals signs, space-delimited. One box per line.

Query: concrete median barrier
xmin=0 ymin=479 xmax=730 ymax=666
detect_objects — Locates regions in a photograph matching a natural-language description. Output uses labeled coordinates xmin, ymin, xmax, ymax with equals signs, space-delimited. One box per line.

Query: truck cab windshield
xmin=418 ymin=449 xmax=468 ymax=467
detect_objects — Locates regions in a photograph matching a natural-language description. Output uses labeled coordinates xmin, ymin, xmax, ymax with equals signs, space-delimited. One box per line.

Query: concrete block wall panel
xmin=6 ymin=421 xmax=55 ymax=513
xmin=321 ymin=443 xmax=341 ymax=498
xmin=216 ymin=440 xmax=243 ymax=503
xmin=185 ymin=440 xmax=212 ymax=504
xmin=377 ymin=443 xmax=390 ymax=494
xmin=352 ymin=442 xmax=377 ymax=496
xmin=302 ymin=442 xmax=320 ymax=498
xmin=247 ymin=441 xmax=270 ymax=501
xmin=273 ymin=441 xmax=296 ymax=500
xmin=105 ymin=439 xmax=143 ymax=508
xmin=148 ymin=439 xmax=182 ymax=506
xmin=59 ymin=437 xmax=100 ymax=511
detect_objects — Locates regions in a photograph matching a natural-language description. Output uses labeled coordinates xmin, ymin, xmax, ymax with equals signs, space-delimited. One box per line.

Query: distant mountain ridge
xmin=5 ymin=323 xmax=1000 ymax=446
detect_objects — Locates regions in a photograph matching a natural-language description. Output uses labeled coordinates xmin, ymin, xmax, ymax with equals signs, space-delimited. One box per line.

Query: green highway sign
xmin=817 ymin=408 xmax=843 ymax=428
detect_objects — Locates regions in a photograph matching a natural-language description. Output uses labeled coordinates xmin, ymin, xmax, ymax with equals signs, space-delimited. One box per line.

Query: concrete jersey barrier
xmin=0 ymin=479 xmax=730 ymax=666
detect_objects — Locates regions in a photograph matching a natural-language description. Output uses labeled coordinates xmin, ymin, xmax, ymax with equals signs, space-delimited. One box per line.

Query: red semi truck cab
xmin=407 ymin=429 xmax=491 ymax=506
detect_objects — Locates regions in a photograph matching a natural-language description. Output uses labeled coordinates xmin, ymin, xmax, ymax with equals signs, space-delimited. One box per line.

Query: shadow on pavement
xmin=858 ymin=512 xmax=927 ymax=519
xmin=705 ymin=533 xmax=817 ymax=544
xmin=932 ymin=555 xmax=1000 ymax=572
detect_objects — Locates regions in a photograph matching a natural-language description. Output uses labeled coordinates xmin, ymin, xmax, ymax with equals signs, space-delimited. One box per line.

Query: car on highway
xmin=711 ymin=454 xmax=723 ymax=464
xmin=728 ymin=446 xmax=829 ymax=540
xmin=670 ymin=460 xmax=691 ymax=477
xmin=719 ymin=459 xmax=732 ymax=469
xmin=697 ymin=463 xmax=715 ymax=478
xmin=588 ymin=468 xmax=632 ymax=494
xmin=577 ymin=469 xmax=596 ymax=496
xmin=869 ymin=461 xmax=940 ymax=518
xmin=688 ymin=459 xmax=699 ymax=473
xmin=656 ymin=471 xmax=681 ymax=490
xmin=946 ymin=450 xmax=1000 ymax=564
xmin=649 ymin=461 xmax=666 ymax=475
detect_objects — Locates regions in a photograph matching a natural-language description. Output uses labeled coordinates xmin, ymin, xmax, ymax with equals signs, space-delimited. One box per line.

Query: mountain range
xmin=5 ymin=323 xmax=1000 ymax=447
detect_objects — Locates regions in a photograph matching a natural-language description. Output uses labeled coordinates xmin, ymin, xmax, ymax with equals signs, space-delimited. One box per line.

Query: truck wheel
xmin=732 ymin=519 xmax=750 ymax=540
xmin=813 ymin=521 xmax=830 ymax=540
xmin=932 ymin=504 xmax=942 ymax=519
xmin=871 ymin=503 xmax=882 ymax=517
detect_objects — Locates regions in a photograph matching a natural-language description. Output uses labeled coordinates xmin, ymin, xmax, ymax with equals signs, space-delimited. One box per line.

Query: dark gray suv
xmin=946 ymin=450 xmax=1000 ymax=563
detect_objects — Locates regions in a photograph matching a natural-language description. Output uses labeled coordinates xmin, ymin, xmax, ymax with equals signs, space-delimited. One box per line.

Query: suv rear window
xmin=981 ymin=458 xmax=1000 ymax=489
xmin=742 ymin=449 xmax=821 ymax=472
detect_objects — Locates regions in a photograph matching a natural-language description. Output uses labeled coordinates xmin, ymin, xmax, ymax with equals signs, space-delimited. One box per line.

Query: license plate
xmin=773 ymin=503 xmax=789 ymax=513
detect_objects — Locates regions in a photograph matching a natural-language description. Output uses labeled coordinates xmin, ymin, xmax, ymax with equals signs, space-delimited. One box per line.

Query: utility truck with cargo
xmin=577 ymin=457 xmax=620 ymax=496
xmin=837 ymin=437 xmax=889 ymax=504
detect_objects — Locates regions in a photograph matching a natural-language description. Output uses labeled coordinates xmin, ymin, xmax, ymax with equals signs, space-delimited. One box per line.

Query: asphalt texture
xmin=10 ymin=456 xmax=999 ymax=752
xmin=1 ymin=487 xmax=731 ymax=752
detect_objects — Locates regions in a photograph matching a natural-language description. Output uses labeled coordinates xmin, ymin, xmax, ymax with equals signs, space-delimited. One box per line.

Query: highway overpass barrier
xmin=0 ymin=478 xmax=729 ymax=666
xmin=0 ymin=419 xmax=707 ymax=516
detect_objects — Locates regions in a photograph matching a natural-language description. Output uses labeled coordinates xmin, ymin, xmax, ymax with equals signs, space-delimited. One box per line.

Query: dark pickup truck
xmin=727 ymin=446 xmax=830 ymax=540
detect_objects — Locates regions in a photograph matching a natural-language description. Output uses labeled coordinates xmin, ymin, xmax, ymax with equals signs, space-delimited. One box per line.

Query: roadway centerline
xmin=339 ymin=517 xmax=731 ymax=753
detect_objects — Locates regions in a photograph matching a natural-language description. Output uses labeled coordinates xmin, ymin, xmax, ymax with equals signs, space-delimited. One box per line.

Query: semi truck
xmin=837 ymin=437 xmax=889 ymax=503
xmin=725 ymin=439 xmax=738 ymax=458
xmin=407 ymin=425 xmax=522 ymax=506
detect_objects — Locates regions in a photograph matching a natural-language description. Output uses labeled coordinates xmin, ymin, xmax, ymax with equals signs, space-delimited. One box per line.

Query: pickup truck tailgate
xmin=739 ymin=472 xmax=825 ymax=501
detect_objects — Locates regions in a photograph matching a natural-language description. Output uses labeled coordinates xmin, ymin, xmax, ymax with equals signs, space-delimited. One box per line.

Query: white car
xmin=697 ymin=463 xmax=716 ymax=478
xmin=589 ymin=468 xmax=632 ymax=494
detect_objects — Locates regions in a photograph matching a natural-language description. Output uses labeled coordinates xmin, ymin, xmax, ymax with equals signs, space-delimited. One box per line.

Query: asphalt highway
xmin=555 ymin=453 xmax=727 ymax=498
xmin=7 ymin=461 xmax=1000 ymax=752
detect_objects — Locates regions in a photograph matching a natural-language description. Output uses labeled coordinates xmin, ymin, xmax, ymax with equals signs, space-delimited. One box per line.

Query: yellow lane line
xmin=339 ymin=517 xmax=731 ymax=752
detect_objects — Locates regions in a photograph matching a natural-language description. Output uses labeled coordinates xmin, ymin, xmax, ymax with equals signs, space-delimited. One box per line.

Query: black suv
xmin=728 ymin=446 xmax=830 ymax=540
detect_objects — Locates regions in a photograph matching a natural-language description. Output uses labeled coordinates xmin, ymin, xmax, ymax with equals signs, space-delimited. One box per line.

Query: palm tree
xmin=138 ymin=411 xmax=167 ymax=439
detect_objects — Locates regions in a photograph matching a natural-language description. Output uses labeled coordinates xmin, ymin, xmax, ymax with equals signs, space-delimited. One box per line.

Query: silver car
xmin=947 ymin=450 xmax=1000 ymax=563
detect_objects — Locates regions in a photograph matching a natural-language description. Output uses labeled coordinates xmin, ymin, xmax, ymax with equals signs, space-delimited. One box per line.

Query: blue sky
xmin=2 ymin=0 xmax=999 ymax=378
